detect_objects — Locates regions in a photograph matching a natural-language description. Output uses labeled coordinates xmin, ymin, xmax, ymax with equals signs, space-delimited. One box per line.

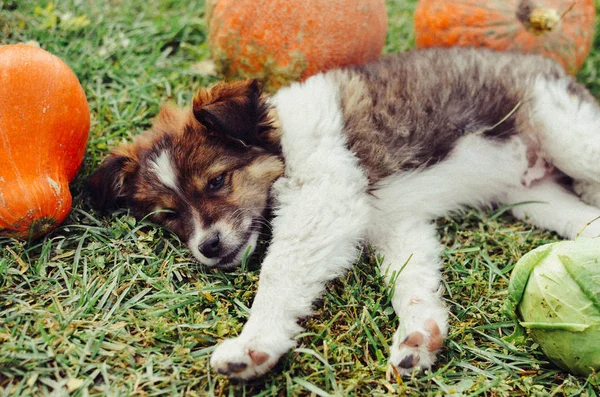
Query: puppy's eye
xmin=207 ymin=173 xmax=226 ymax=191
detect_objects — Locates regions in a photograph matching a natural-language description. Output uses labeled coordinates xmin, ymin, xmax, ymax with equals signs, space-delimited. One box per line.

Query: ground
xmin=1 ymin=0 xmax=599 ymax=395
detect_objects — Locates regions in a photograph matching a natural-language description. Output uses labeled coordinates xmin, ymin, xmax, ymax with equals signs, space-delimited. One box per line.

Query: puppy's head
xmin=88 ymin=80 xmax=284 ymax=269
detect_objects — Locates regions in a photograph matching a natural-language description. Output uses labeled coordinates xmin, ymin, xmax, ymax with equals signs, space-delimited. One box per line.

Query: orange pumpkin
xmin=414 ymin=0 xmax=595 ymax=74
xmin=207 ymin=0 xmax=388 ymax=90
xmin=0 ymin=44 xmax=90 ymax=239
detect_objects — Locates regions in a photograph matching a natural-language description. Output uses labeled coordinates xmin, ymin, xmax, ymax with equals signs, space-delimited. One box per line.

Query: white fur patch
xmin=271 ymin=73 xmax=359 ymax=181
xmin=149 ymin=151 xmax=179 ymax=191
xmin=369 ymin=134 xmax=530 ymax=225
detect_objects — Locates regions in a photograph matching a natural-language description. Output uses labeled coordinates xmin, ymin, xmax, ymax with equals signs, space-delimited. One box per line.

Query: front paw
xmin=389 ymin=319 xmax=444 ymax=377
xmin=210 ymin=335 xmax=295 ymax=380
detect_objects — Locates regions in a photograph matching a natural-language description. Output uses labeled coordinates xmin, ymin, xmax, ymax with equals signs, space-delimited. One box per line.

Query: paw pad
xmin=425 ymin=319 xmax=442 ymax=352
xmin=390 ymin=318 xmax=444 ymax=376
xmin=398 ymin=354 xmax=418 ymax=369
xmin=249 ymin=350 xmax=269 ymax=365
xmin=226 ymin=362 xmax=248 ymax=373
xmin=402 ymin=332 xmax=424 ymax=348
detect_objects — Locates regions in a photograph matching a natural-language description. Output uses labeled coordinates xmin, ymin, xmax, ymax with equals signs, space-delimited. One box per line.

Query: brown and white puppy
xmin=89 ymin=47 xmax=600 ymax=379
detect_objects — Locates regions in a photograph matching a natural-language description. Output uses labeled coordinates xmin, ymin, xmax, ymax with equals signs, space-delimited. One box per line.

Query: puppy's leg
xmin=506 ymin=178 xmax=600 ymax=238
xmin=211 ymin=74 xmax=371 ymax=380
xmin=210 ymin=175 xmax=370 ymax=379
xmin=369 ymin=217 xmax=448 ymax=376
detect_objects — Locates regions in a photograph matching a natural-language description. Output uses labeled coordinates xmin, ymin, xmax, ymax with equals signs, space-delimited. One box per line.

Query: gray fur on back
xmin=333 ymin=47 xmax=575 ymax=185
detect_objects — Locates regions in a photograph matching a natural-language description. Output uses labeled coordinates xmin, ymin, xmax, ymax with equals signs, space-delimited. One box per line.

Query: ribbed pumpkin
xmin=414 ymin=0 xmax=595 ymax=74
xmin=0 ymin=44 xmax=90 ymax=239
xmin=207 ymin=0 xmax=388 ymax=91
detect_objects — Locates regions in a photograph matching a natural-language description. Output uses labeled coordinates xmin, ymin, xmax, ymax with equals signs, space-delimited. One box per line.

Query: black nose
xmin=199 ymin=233 xmax=221 ymax=258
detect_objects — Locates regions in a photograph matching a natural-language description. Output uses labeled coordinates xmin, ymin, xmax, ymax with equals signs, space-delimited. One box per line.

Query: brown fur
xmin=193 ymin=80 xmax=281 ymax=153
xmin=88 ymin=80 xmax=283 ymax=258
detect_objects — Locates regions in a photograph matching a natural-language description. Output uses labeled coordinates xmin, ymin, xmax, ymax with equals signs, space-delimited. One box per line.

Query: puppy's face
xmin=89 ymin=80 xmax=283 ymax=269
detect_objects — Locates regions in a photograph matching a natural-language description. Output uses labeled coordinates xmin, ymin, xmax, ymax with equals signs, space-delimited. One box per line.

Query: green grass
xmin=1 ymin=0 xmax=600 ymax=395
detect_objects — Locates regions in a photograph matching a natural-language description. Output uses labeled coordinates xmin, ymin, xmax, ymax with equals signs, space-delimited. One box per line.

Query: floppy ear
xmin=193 ymin=79 xmax=277 ymax=150
xmin=87 ymin=154 xmax=139 ymax=212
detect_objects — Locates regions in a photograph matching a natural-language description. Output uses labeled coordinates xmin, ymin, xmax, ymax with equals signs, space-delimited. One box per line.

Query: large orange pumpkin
xmin=0 ymin=44 xmax=90 ymax=239
xmin=207 ymin=0 xmax=388 ymax=91
xmin=414 ymin=0 xmax=595 ymax=74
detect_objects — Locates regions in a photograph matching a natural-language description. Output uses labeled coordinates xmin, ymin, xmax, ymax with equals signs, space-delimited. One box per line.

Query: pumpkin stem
xmin=517 ymin=0 xmax=566 ymax=35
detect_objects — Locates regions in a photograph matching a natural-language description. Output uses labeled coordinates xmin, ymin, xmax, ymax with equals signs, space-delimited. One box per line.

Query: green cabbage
xmin=507 ymin=238 xmax=600 ymax=375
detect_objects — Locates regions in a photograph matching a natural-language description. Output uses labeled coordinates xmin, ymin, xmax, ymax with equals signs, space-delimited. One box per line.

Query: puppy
xmin=89 ymin=47 xmax=600 ymax=379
